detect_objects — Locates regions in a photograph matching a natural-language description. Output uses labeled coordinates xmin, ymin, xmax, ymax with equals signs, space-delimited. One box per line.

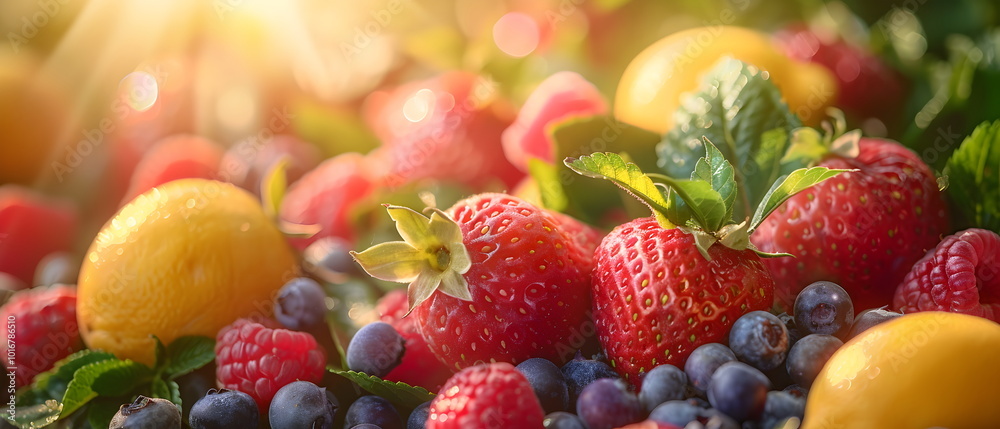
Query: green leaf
xmin=261 ymin=158 xmax=289 ymax=219
xmin=658 ymin=58 xmax=802 ymax=219
xmin=527 ymin=158 xmax=569 ymax=212
xmin=749 ymin=167 xmax=851 ymax=232
xmin=163 ymin=336 xmax=216 ymax=379
xmin=151 ymin=378 xmax=182 ymax=408
xmin=564 ymin=152 xmax=674 ymax=228
xmin=60 ymin=360 xmax=152 ymax=418
xmin=152 ymin=336 xmax=167 ymax=373
xmin=330 ymin=370 xmax=435 ymax=409
xmin=945 ymin=120 xmax=1000 ymax=232
xmin=9 ymin=399 xmax=62 ymax=428
xmin=656 ymin=176 xmax=727 ymax=232
xmin=29 ymin=350 xmax=117 ymax=403
xmin=691 ymin=138 xmax=737 ymax=222
xmin=87 ymin=397 xmax=125 ymax=429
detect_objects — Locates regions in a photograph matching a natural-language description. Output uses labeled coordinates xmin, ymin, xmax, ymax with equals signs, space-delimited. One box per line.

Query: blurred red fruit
xmin=120 ymin=135 xmax=225 ymax=205
xmin=376 ymin=290 xmax=453 ymax=392
xmin=0 ymin=187 xmax=78 ymax=286
xmin=220 ymin=134 xmax=323 ymax=194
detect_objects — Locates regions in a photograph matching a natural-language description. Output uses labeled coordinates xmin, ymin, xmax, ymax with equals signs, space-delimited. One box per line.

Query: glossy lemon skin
xmin=804 ymin=312 xmax=1000 ymax=429
xmin=78 ymin=179 xmax=298 ymax=365
xmin=614 ymin=26 xmax=837 ymax=134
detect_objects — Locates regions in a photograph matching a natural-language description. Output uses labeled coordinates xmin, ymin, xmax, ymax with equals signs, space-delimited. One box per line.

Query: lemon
xmin=78 ymin=179 xmax=298 ymax=365
xmin=614 ymin=26 xmax=836 ymax=134
xmin=804 ymin=312 xmax=1000 ymax=428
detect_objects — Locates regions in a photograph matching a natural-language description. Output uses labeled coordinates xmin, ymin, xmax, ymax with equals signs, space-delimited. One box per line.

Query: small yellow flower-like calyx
xmin=350 ymin=205 xmax=472 ymax=315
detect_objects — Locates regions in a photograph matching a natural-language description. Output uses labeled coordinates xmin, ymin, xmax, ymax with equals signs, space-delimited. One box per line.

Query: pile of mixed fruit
xmin=4 ymin=19 xmax=1000 ymax=429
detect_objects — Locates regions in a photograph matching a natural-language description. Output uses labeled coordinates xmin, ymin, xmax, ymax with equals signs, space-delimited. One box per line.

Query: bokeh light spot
xmin=403 ymin=88 xmax=436 ymax=123
xmin=493 ymin=12 xmax=539 ymax=58
xmin=118 ymin=72 xmax=159 ymax=112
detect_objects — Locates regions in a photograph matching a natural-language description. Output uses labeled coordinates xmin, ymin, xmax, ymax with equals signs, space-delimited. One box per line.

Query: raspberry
xmin=428 ymin=363 xmax=545 ymax=429
xmin=215 ymin=318 xmax=327 ymax=412
xmin=0 ymin=285 xmax=81 ymax=387
xmin=892 ymin=228 xmax=1000 ymax=321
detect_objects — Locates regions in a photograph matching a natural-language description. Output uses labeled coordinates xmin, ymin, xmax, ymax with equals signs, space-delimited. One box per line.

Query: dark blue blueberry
xmin=782 ymin=384 xmax=807 ymax=399
xmin=697 ymin=408 xmax=740 ymax=429
xmin=649 ymin=400 xmax=702 ymax=427
xmin=350 ymin=425 xmax=382 ymax=429
xmin=407 ymin=401 xmax=430 ymax=429
xmin=759 ymin=391 xmax=805 ymax=429
xmin=561 ymin=355 xmax=619 ymax=411
xmin=639 ymin=364 xmax=688 ymax=412
xmin=188 ymin=388 xmax=259 ymax=429
xmin=345 ymin=396 xmax=403 ymax=429
xmin=347 ymin=322 xmax=406 ymax=378
xmin=274 ymin=277 xmax=329 ymax=330
xmin=109 ymin=396 xmax=182 ymax=429
xmin=543 ymin=411 xmax=588 ymax=429
xmin=686 ymin=397 xmax=710 ymax=408
xmin=269 ymin=381 xmax=337 ymax=429
xmin=707 ymin=362 xmax=770 ymax=422
xmin=575 ymin=379 xmax=644 ymax=429
xmin=728 ymin=311 xmax=790 ymax=372
xmin=305 ymin=236 xmax=360 ymax=278
xmin=684 ymin=343 xmax=737 ymax=396
xmin=793 ymin=281 xmax=854 ymax=338
xmin=848 ymin=308 xmax=902 ymax=338
xmin=786 ymin=334 xmax=843 ymax=388
xmin=516 ymin=358 xmax=570 ymax=413
xmin=775 ymin=313 xmax=803 ymax=346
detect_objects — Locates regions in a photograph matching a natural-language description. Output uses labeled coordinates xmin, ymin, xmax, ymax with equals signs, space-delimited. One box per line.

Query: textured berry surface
xmin=408 ymin=401 xmax=431 ymax=429
xmin=793 ymin=281 xmax=855 ymax=338
xmin=0 ymin=285 xmax=80 ymax=387
xmin=269 ymin=381 xmax=337 ymax=429
xmin=592 ymin=217 xmax=774 ymax=383
xmin=345 ymin=395 xmax=402 ymax=429
xmin=753 ymin=138 xmax=949 ymax=311
xmin=786 ymin=334 xmax=843 ymax=388
xmin=109 ymin=396 xmax=182 ymax=429
xmin=760 ymin=390 xmax=805 ymax=429
xmin=415 ymin=194 xmax=594 ymax=371
xmin=638 ymin=364 xmax=687 ymax=412
xmin=274 ymin=277 xmax=328 ymax=331
xmin=346 ymin=321 xmax=405 ymax=378
xmin=516 ymin=358 xmax=570 ymax=413
xmin=188 ymin=388 xmax=260 ymax=429
xmin=648 ymin=400 xmax=700 ymax=427
xmin=427 ymin=363 xmax=544 ymax=429
xmin=215 ymin=319 xmax=326 ymax=411
xmin=707 ymin=362 xmax=770 ymax=422
xmin=0 ymin=187 xmax=78 ymax=286
xmin=561 ymin=356 xmax=619 ymax=411
xmin=728 ymin=311 xmax=789 ymax=372
xmin=892 ymin=228 xmax=1000 ymax=321
xmin=376 ymin=290 xmax=452 ymax=392
xmin=543 ymin=411 xmax=588 ymax=429
xmin=575 ymin=378 xmax=644 ymax=429
xmin=684 ymin=343 xmax=737 ymax=396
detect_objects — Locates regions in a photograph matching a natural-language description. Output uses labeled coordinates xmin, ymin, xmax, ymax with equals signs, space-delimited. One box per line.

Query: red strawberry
xmin=352 ymin=193 xmax=595 ymax=372
xmin=427 ymin=362 xmax=544 ymax=429
xmin=279 ymin=152 xmax=376 ymax=250
xmin=0 ymin=285 xmax=81 ymax=387
xmin=121 ymin=134 xmax=224 ymax=204
xmin=219 ymin=134 xmax=322 ymax=194
xmin=0 ymin=186 xmax=78 ymax=286
xmin=893 ymin=228 xmax=1000 ymax=321
xmin=376 ymin=290 xmax=452 ymax=392
xmin=215 ymin=318 xmax=327 ymax=412
xmin=752 ymin=138 xmax=949 ymax=311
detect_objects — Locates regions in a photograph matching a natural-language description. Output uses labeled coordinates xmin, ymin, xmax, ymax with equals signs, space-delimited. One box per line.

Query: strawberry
xmin=352 ymin=193 xmax=596 ymax=372
xmin=120 ymin=134 xmax=224 ymax=204
xmin=376 ymin=290 xmax=453 ymax=392
xmin=563 ymin=141 xmax=845 ymax=384
xmin=751 ymin=137 xmax=949 ymax=311
xmin=427 ymin=362 xmax=545 ymax=429
xmin=0 ymin=186 xmax=78 ymax=287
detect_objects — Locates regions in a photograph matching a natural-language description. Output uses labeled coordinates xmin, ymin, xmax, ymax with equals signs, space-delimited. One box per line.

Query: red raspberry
xmin=893 ymin=228 xmax=1000 ymax=321
xmin=376 ymin=290 xmax=452 ymax=392
xmin=427 ymin=363 xmax=544 ymax=429
xmin=215 ymin=318 xmax=327 ymax=412
xmin=0 ymin=285 xmax=81 ymax=387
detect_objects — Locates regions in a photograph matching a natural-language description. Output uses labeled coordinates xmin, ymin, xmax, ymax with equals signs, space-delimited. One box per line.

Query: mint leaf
xmin=527 ymin=158 xmax=569 ymax=212
xmin=565 ymin=152 xmax=674 ymax=228
xmin=29 ymin=350 xmax=117 ymax=403
xmin=691 ymin=138 xmax=737 ymax=222
xmin=658 ymin=58 xmax=802 ymax=219
xmin=151 ymin=378 xmax=182 ymax=408
xmin=9 ymin=399 xmax=62 ymax=428
xmin=87 ymin=397 xmax=125 ymax=429
xmin=657 ymin=177 xmax=727 ymax=231
xmin=945 ymin=120 xmax=1000 ymax=232
xmin=330 ymin=370 xmax=435 ymax=408
xmin=60 ymin=360 xmax=151 ymax=417
xmin=750 ymin=167 xmax=851 ymax=232
xmin=163 ymin=336 xmax=215 ymax=379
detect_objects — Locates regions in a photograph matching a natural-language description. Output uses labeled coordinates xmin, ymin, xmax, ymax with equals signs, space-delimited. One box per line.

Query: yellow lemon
xmin=804 ymin=312 xmax=1000 ymax=428
xmin=614 ymin=26 xmax=837 ymax=134
xmin=78 ymin=179 xmax=298 ymax=365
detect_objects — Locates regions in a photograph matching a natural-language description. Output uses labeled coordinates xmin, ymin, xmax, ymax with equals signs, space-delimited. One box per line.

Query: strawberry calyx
xmin=782 ymin=108 xmax=862 ymax=167
xmin=350 ymin=205 xmax=473 ymax=314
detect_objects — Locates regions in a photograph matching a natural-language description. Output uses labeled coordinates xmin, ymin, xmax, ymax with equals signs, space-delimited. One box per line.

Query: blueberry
xmin=775 ymin=313 xmax=803 ymax=346
xmin=759 ymin=391 xmax=805 ymax=429
xmin=648 ymin=400 xmax=702 ymax=427
xmin=304 ymin=236 xmax=359 ymax=279
xmin=561 ymin=356 xmax=619 ymax=411
xmin=728 ymin=311 xmax=789 ymax=372
xmin=638 ymin=364 xmax=688 ymax=412
xmin=347 ymin=322 xmax=406 ymax=378
xmin=848 ymin=308 xmax=902 ymax=338
xmin=407 ymin=401 xmax=430 ymax=429
xmin=350 ymin=425 xmax=382 ymax=429
xmin=274 ymin=277 xmax=328 ymax=330
xmin=786 ymin=334 xmax=843 ymax=388
xmin=698 ymin=409 xmax=740 ymax=429
xmin=345 ymin=396 xmax=403 ymax=429
xmin=188 ymin=388 xmax=259 ymax=429
xmin=543 ymin=411 xmax=588 ymax=429
xmin=516 ymin=358 xmax=570 ymax=413
xmin=268 ymin=381 xmax=337 ymax=429
xmin=109 ymin=396 xmax=181 ymax=429
xmin=684 ymin=343 xmax=737 ymax=396
xmin=793 ymin=281 xmax=854 ymax=338
xmin=782 ymin=384 xmax=808 ymax=399
xmin=575 ymin=378 xmax=644 ymax=429
xmin=707 ymin=362 xmax=769 ymax=422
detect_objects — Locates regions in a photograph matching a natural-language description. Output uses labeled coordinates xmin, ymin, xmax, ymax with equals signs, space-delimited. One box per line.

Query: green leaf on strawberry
xmin=59 ymin=359 xmax=152 ymax=417
xmin=329 ymin=369 xmax=435 ymax=409
xmin=750 ymin=167 xmax=851 ymax=232
xmin=945 ymin=119 xmax=1000 ymax=233
xmin=565 ymin=152 xmax=674 ymax=228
